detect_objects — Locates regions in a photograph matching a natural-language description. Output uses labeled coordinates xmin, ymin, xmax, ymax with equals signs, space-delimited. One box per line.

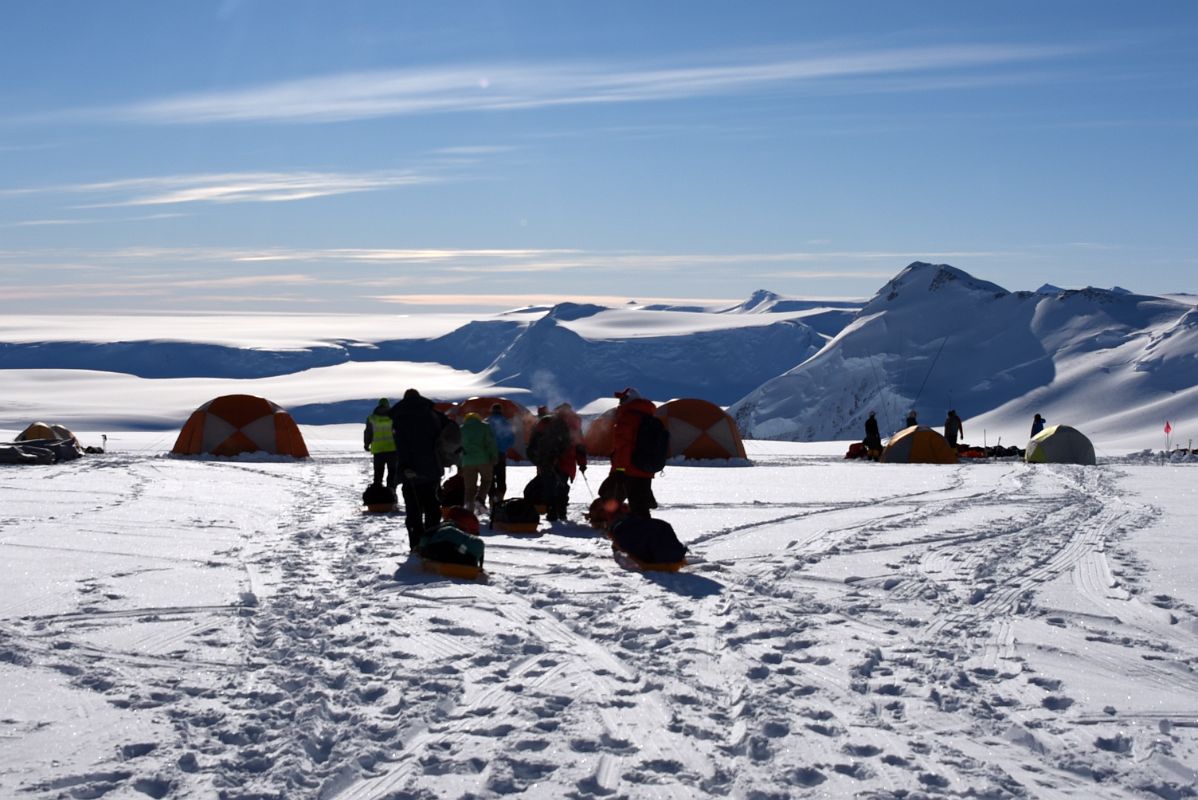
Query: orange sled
xmin=420 ymin=558 xmax=485 ymax=581
xmin=492 ymin=521 xmax=539 ymax=534
xmin=613 ymin=545 xmax=686 ymax=573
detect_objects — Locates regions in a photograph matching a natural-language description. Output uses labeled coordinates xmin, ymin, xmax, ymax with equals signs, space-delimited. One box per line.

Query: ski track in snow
xmin=1 ymin=452 xmax=1197 ymax=799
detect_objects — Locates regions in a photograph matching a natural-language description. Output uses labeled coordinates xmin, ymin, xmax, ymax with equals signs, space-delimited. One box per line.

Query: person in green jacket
xmin=458 ymin=412 xmax=498 ymax=512
xmin=364 ymin=398 xmax=398 ymax=489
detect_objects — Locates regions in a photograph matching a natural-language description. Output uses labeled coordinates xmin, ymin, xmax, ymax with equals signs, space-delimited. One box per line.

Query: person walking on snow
xmin=526 ymin=408 xmax=572 ymax=521
xmin=944 ymin=410 xmax=964 ymax=448
xmin=487 ymin=403 xmax=515 ymax=507
xmin=905 ymin=409 xmax=918 ymax=428
xmin=608 ymin=387 xmax=659 ymax=518
xmin=458 ymin=412 xmax=498 ymax=513
xmin=364 ymin=398 xmax=398 ymax=489
xmin=551 ymin=403 xmax=587 ymax=520
xmin=388 ymin=388 xmax=453 ymax=550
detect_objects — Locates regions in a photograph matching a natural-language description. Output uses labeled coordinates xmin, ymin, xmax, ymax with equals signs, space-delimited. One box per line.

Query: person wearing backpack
xmin=486 ymin=403 xmax=515 ymax=507
xmin=550 ymin=403 xmax=587 ymax=520
xmin=526 ymin=409 xmax=572 ymax=521
xmin=609 ymin=387 xmax=662 ymax=518
xmin=388 ymin=388 xmax=453 ymax=550
xmin=363 ymin=398 xmax=398 ymax=490
xmin=459 ymin=412 xmax=498 ymax=513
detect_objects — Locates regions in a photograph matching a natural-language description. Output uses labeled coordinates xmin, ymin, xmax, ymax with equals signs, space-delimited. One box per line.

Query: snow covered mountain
xmin=0 ymin=299 xmax=847 ymax=427
xmin=730 ymin=262 xmax=1198 ymax=450
xmin=1 ymin=265 xmax=1193 ymax=450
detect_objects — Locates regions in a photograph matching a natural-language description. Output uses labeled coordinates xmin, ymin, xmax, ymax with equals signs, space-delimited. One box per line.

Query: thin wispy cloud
xmin=91 ymin=43 xmax=1082 ymax=125
xmin=2 ymin=170 xmax=445 ymax=208
xmin=5 ymin=212 xmax=187 ymax=228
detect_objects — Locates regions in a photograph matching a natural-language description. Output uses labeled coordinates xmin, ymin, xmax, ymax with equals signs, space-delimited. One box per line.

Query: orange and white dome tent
xmin=583 ymin=407 xmax=619 ymax=457
xmin=655 ymin=398 xmax=748 ymax=460
xmin=171 ymin=394 xmax=310 ymax=458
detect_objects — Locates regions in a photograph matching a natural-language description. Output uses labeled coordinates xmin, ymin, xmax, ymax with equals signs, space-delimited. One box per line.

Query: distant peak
xmin=544 ymin=302 xmax=607 ymax=322
xmin=1035 ymin=283 xmax=1064 ymax=296
xmin=877 ymin=262 xmax=1009 ymax=303
xmin=723 ymin=289 xmax=783 ymax=313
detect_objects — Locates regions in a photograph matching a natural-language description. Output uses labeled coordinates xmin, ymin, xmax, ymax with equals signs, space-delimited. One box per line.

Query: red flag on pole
xmin=1165 ymin=421 xmax=1172 ymax=434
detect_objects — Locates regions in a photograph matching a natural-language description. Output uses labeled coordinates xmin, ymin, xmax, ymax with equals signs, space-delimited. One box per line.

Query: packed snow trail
xmin=1 ymin=446 xmax=1196 ymax=799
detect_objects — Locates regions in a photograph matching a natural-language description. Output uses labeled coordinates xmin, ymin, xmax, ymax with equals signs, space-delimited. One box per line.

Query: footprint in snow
xmin=1042 ymin=695 xmax=1074 ymax=711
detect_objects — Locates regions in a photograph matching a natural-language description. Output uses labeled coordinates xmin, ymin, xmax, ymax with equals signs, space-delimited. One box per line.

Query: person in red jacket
xmin=609 ymin=387 xmax=658 ymax=518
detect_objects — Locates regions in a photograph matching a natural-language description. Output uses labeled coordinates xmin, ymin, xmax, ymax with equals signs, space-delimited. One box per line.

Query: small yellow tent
xmin=880 ymin=426 xmax=958 ymax=464
xmin=1026 ymin=424 xmax=1096 ymax=466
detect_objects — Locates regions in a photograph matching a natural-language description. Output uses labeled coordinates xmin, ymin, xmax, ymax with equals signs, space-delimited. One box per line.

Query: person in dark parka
xmin=388 ymin=388 xmax=452 ymax=550
xmin=863 ymin=411 xmax=882 ymax=454
xmin=1030 ymin=413 xmax=1046 ymax=437
xmin=944 ymin=410 xmax=964 ymax=448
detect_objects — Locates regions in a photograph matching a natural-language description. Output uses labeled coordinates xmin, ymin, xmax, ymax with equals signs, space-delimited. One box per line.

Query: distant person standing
xmin=363 ymin=398 xmax=398 ymax=489
xmin=944 ymin=410 xmax=964 ymax=447
xmin=388 ymin=388 xmax=453 ymax=550
xmin=863 ymin=411 xmax=882 ymax=454
xmin=458 ymin=412 xmax=498 ymax=513
xmin=905 ymin=409 xmax=918 ymax=428
xmin=1030 ymin=413 xmax=1046 ymax=437
xmin=486 ymin=403 xmax=515 ymax=507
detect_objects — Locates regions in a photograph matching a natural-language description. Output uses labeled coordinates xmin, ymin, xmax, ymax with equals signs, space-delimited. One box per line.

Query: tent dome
xmin=655 ymin=398 xmax=747 ymax=460
xmin=880 ymin=425 xmax=958 ymax=464
xmin=585 ymin=398 xmax=748 ymax=461
xmin=171 ymin=394 xmax=309 ymax=458
xmin=1025 ymin=424 xmax=1096 ymax=466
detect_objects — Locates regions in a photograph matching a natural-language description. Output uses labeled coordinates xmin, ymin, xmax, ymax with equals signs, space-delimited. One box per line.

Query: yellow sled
xmin=492 ymin=520 xmax=539 ymax=534
xmin=613 ymin=544 xmax=686 ymax=573
xmin=420 ymin=558 xmax=486 ymax=581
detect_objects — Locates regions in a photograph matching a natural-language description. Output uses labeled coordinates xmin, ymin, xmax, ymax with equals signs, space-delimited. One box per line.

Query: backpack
xmin=436 ymin=417 xmax=462 ymax=469
xmin=528 ymin=417 xmax=570 ymax=468
xmin=440 ymin=473 xmax=465 ymax=507
xmin=631 ymin=414 xmax=670 ymax=474
xmin=492 ymin=497 xmax=540 ymax=525
xmin=610 ymin=516 xmax=687 ymax=564
xmin=362 ymin=483 xmax=397 ymax=506
xmin=522 ymin=476 xmax=544 ymax=506
xmin=419 ymin=522 xmax=485 ymax=567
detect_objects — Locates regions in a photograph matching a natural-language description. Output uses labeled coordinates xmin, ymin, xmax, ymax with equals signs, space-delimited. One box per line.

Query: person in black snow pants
xmin=1030 ymin=413 xmax=1046 ymax=437
xmin=388 ymin=388 xmax=453 ymax=551
xmin=864 ymin=411 xmax=882 ymax=454
xmin=944 ymin=409 xmax=964 ymax=448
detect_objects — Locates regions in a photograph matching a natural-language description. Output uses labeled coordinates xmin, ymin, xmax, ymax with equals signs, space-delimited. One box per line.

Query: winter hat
xmin=615 ymin=387 xmax=641 ymax=403
xmin=490 ymin=403 xmax=503 ymax=413
xmin=376 ymin=398 xmax=390 ymax=410
xmin=536 ymin=405 xmax=550 ymax=416
xmin=404 ymin=388 xmax=421 ymax=400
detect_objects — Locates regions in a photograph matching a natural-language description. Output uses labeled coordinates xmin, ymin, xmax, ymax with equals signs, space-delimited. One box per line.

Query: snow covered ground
xmin=2 ymin=430 xmax=1196 ymax=799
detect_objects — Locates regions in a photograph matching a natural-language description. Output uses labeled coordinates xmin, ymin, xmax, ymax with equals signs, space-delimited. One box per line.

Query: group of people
xmin=863 ymin=407 xmax=1046 ymax=454
xmin=364 ymin=387 xmax=663 ymax=550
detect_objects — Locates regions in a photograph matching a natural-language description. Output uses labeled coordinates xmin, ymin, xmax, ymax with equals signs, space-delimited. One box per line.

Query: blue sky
xmin=1 ymin=1 xmax=1195 ymax=313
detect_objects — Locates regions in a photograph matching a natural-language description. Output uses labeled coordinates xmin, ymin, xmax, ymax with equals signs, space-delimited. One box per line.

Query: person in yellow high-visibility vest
xmin=364 ymin=398 xmax=398 ymax=489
